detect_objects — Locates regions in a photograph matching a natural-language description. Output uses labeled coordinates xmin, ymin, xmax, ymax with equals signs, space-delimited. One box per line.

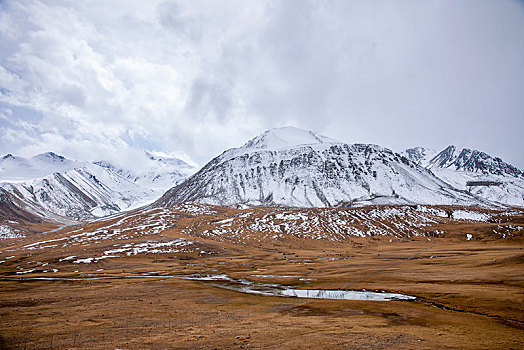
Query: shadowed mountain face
xmin=0 ymin=188 xmax=43 ymax=224
xmin=155 ymin=127 xmax=486 ymax=208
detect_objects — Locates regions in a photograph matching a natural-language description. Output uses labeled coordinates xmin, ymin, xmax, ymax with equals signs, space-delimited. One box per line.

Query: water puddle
xmin=190 ymin=274 xmax=415 ymax=301
xmin=280 ymin=288 xmax=415 ymax=301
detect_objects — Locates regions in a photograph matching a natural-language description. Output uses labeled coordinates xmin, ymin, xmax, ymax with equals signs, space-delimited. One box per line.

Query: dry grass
xmin=0 ymin=205 xmax=523 ymax=349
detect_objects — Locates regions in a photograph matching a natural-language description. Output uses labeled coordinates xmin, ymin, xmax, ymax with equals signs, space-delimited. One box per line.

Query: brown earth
xmin=0 ymin=205 xmax=523 ymax=349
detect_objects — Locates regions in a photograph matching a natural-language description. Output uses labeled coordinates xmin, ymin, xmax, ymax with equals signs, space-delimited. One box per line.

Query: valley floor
xmin=0 ymin=205 xmax=523 ymax=349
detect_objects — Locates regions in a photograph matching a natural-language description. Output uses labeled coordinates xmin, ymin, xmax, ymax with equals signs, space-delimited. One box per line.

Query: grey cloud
xmin=185 ymin=77 xmax=233 ymax=121
xmin=156 ymin=1 xmax=203 ymax=42
xmin=234 ymin=0 xmax=524 ymax=166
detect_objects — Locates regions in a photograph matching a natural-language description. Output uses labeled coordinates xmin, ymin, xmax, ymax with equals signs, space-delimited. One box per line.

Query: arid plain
xmin=1 ymin=204 xmax=523 ymax=349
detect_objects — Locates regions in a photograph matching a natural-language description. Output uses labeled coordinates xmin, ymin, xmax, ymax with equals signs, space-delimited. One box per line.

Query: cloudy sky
xmin=1 ymin=0 xmax=523 ymax=169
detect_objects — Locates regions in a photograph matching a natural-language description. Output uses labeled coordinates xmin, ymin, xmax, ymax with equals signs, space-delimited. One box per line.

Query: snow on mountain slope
xmin=402 ymin=147 xmax=437 ymax=168
xmin=428 ymin=146 xmax=523 ymax=177
xmin=0 ymin=187 xmax=45 ymax=225
xmin=0 ymin=152 xmax=196 ymax=221
xmin=243 ymin=126 xmax=339 ymax=150
xmin=404 ymin=145 xmax=524 ymax=207
xmin=155 ymin=127 xmax=487 ymax=208
xmin=1 ymin=163 xmax=153 ymax=220
xmin=0 ymin=152 xmax=81 ymax=182
xmin=94 ymin=152 xmax=196 ymax=192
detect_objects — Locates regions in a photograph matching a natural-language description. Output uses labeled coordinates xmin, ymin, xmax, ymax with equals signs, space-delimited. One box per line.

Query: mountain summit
xmin=242 ymin=126 xmax=339 ymax=150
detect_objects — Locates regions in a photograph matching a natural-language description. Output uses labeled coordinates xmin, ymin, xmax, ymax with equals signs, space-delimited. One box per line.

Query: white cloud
xmin=0 ymin=0 xmax=523 ymax=168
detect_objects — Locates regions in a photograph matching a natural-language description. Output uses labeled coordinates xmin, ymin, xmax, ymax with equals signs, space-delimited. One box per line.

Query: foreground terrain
xmin=1 ymin=204 xmax=523 ymax=349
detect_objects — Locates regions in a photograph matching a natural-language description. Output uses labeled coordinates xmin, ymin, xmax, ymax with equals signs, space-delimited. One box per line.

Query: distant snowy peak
xmin=0 ymin=150 xmax=197 ymax=221
xmin=144 ymin=151 xmax=193 ymax=168
xmin=0 ymin=152 xmax=81 ymax=182
xmin=426 ymin=145 xmax=459 ymax=168
xmin=94 ymin=151 xmax=196 ymax=190
xmin=402 ymin=145 xmax=524 ymax=207
xmin=242 ymin=126 xmax=339 ymax=150
xmin=402 ymin=147 xmax=437 ymax=167
xmin=1 ymin=163 xmax=154 ymax=221
xmin=427 ymin=146 xmax=523 ymax=177
xmin=32 ymin=151 xmax=68 ymax=163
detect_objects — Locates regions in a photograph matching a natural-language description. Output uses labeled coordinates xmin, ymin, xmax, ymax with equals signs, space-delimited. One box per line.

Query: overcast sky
xmin=1 ymin=0 xmax=523 ymax=170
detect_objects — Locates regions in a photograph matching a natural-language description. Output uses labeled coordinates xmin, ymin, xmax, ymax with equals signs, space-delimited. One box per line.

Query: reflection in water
xmin=196 ymin=274 xmax=416 ymax=301
xmin=280 ymin=288 xmax=415 ymax=301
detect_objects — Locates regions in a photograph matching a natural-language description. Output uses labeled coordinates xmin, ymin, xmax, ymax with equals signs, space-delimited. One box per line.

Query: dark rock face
xmin=428 ymin=146 xmax=523 ymax=177
xmin=0 ymin=188 xmax=43 ymax=224
xmin=403 ymin=147 xmax=432 ymax=165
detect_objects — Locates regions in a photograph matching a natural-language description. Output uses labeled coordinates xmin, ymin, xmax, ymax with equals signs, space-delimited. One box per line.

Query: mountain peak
xmin=242 ymin=126 xmax=339 ymax=150
xmin=443 ymin=145 xmax=457 ymax=153
xmin=2 ymin=153 xmax=14 ymax=160
xmin=33 ymin=152 xmax=67 ymax=163
xmin=427 ymin=145 xmax=522 ymax=177
xmin=403 ymin=147 xmax=437 ymax=167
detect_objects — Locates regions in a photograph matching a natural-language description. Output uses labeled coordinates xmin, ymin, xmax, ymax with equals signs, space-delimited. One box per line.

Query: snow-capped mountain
xmin=243 ymin=127 xmax=338 ymax=149
xmin=0 ymin=152 xmax=81 ymax=182
xmin=402 ymin=147 xmax=437 ymax=168
xmin=0 ymin=152 xmax=196 ymax=221
xmin=155 ymin=127 xmax=487 ymax=208
xmin=94 ymin=152 xmax=195 ymax=192
xmin=404 ymin=146 xmax=524 ymax=207
xmin=426 ymin=146 xmax=523 ymax=177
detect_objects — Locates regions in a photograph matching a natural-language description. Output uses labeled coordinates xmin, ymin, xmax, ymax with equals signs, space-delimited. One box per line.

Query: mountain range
xmin=0 ymin=151 xmax=196 ymax=221
xmin=155 ymin=127 xmax=522 ymax=209
xmin=1 ymin=127 xmax=523 ymax=227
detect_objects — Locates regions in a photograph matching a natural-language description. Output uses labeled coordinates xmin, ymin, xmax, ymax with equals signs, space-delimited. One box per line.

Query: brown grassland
xmin=0 ymin=205 xmax=523 ymax=349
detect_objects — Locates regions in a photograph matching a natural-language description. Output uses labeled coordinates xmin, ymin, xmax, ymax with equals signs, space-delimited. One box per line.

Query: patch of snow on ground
xmin=415 ymin=206 xmax=447 ymax=218
xmin=196 ymin=206 xmax=461 ymax=243
xmin=59 ymin=256 xmax=76 ymax=262
xmin=452 ymin=210 xmax=490 ymax=222
xmin=103 ymin=239 xmax=195 ymax=256
xmin=171 ymin=203 xmax=218 ymax=216
xmin=0 ymin=225 xmax=24 ymax=239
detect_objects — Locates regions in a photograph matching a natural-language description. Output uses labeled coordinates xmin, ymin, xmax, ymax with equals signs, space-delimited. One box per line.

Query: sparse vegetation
xmin=1 ymin=204 xmax=523 ymax=348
